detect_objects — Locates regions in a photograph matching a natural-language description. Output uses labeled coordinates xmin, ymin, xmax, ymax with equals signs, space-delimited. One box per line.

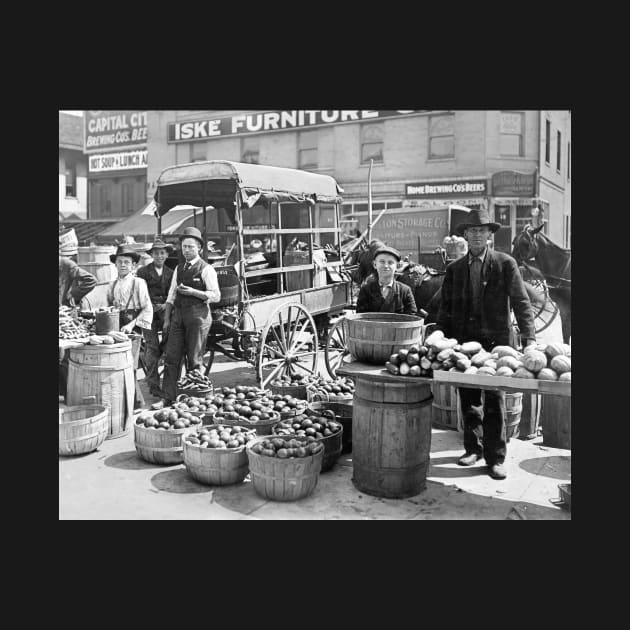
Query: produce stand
xmin=59 ymin=339 xmax=87 ymax=363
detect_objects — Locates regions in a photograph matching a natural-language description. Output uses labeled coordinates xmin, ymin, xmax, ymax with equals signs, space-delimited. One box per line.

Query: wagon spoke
xmin=270 ymin=325 xmax=285 ymax=352
xmin=286 ymin=306 xmax=297 ymax=349
xmin=277 ymin=313 xmax=288 ymax=349
xmin=263 ymin=343 xmax=285 ymax=360
xmin=288 ymin=318 xmax=311 ymax=353
xmin=261 ymin=361 xmax=286 ymax=388
xmin=292 ymin=360 xmax=316 ymax=375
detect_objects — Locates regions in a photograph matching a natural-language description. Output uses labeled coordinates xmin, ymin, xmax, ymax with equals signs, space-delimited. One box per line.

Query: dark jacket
xmin=356 ymin=275 xmax=417 ymax=315
xmin=435 ymin=249 xmax=536 ymax=348
xmin=136 ymin=262 xmax=174 ymax=306
xmin=59 ymin=256 xmax=97 ymax=307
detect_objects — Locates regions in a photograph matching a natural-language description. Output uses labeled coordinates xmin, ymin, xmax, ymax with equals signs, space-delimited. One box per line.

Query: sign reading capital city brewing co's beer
xmin=84 ymin=111 xmax=148 ymax=153
xmin=167 ymin=110 xmax=431 ymax=143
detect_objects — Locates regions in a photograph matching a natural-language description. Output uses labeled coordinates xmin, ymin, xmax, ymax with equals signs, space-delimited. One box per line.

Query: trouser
xmin=143 ymin=308 xmax=165 ymax=392
xmin=458 ymin=387 xmax=507 ymax=466
xmin=163 ymin=302 xmax=211 ymax=401
xmin=59 ymin=356 xmax=69 ymax=399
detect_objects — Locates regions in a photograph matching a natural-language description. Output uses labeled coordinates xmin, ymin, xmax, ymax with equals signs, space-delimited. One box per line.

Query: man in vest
xmin=162 ymin=227 xmax=221 ymax=403
xmin=136 ymin=238 xmax=175 ymax=398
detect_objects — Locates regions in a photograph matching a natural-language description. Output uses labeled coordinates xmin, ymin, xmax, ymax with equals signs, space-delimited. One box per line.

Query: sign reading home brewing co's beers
xmin=167 ymin=110 xmax=430 ymax=142
xmin=84 ymin=111 xmax=148 ymax=153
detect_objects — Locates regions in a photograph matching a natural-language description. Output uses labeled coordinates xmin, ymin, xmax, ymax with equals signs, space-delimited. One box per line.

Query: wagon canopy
xmin=154 ymin=160 xmax=343 ymax=218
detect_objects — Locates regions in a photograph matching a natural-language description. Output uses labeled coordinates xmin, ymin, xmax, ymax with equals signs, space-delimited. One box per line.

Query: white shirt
xmin=378 ymin=276 xmax=395 ymax=299
xmin=107 ymin=274 xmax=153 ymax=330
xmin=166 ymin=256 xmax=221 ymax=306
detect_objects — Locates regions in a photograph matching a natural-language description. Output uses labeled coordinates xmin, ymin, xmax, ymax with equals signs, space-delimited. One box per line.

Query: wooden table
xmin=432 ymin=370 xmax=571 ymax=449
xmin=336 ymin=358 xmax=433 ymax=388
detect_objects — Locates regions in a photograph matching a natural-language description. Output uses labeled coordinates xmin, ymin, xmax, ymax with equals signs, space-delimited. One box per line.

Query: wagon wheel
xmin=325 ymin=316 xmax=349 ymax=379
xmin=256 ymin=302 xmax=319 ymax=389
xmin=534 ymin=295 xmax=560 ymax=334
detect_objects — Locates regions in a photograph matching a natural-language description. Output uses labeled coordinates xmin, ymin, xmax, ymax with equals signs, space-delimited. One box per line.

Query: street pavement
xmin=59 ymin=347 xmax=571 ymax=520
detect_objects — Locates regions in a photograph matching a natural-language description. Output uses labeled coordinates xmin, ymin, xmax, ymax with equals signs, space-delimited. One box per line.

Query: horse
xmin=511 ymin=223 xmax=571 ymax=343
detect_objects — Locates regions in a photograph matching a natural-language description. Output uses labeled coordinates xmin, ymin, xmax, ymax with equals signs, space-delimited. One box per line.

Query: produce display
xmin=271 ymin=373 xmax=354 ymax=396
xmin=58 ymin=306 xmax=92 ymax=340
xmin=272 ymin=411 xmax=342 ymax=439
xmin=249 ymin=436 xmax=324 ymax=459
xmin=87 ymin=331 xmax=128 ymax=345
xmin=177 ymin=368 xmax=213 ymax=392
xmin=202 ymin=386 xmax=286 ymax=425
xmin=184 ymin=425 xmax=257 ymax=449
xmin=135 ymin=407 xmax=203 ymax=430
xmin=385 ymin=329 xmax=572 ymax=382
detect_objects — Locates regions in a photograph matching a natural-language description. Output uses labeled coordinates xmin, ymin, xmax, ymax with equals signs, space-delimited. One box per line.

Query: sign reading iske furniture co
xmin=167 ymin=110 xmax=430 ymax=142
xmin=84 ymin=111 xmax=148 ymax=153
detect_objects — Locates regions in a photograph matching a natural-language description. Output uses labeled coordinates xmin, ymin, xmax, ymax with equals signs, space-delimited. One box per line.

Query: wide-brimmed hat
xmin=179 ymin=227 xmax=204 ymax=248
xmin=110 ymin=245 xmax=141 ymax=264
xmin=455 ymin=208 xmax=501 ymax=235
xmin=373 ymin=245 xmax=401 ymax=262
xmin=147 ymin=238 xmax=175 ymax=254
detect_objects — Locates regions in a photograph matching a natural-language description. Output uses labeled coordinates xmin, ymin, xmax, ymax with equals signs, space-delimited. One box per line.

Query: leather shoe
xmin=488 ymin=463 xmax=507 ymax=480
xmin=457 ymin=452 xmax=483 ymax=466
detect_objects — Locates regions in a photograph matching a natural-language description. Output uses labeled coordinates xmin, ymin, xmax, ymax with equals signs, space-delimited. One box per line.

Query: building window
xmin=241 ymin=137 xmax=259 ymax=164
xmin=429 ymin=114 xmax=455 ymax=159
xmin=500 ymin=111 xmax=524 ymax=156
xmin=121 ymin=183 xmax=134 ymax=214
xmin=360 ymin=123 xmax=384 ymax=165
xmin=65 ymin=162 xmax=76 ymax=197
xmin=567 ymin=142 xmax=571 ymax=180
xmin=190 ymin=142 xmax=206 ymax=163
xmin=556 ymin=131 xmax=562 ymax=171
xmin=545 ymin=119 xmax=551 ymax=164
xmin=298 ymin=130 xmax=318 ymax=169
xmin=100 ymin=185 xmax=111 ymax=217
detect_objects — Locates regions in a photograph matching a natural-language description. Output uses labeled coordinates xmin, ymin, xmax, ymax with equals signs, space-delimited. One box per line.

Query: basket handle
xmin=307 ymin=384 xmax=329 ymax=402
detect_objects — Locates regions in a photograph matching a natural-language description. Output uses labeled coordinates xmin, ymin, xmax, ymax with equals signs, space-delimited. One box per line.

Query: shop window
xmin=360 ymin=123 xmax=384 ymax=164
xmin=556 ymin=131 xmax=562 ymax=171
xmin=515 ymin=204 xmax=534 ymax=234
xmin=65 ymin=162 xmax=76 ymax=197
xmin=100 ymin=185 xmax=111 ymax=217
xmin=299 ymin=130 xmax=318 ymax=169
xmin=545 ymin=119 xmax=551 ymax=164
xmin=190 ymin=142 xmax=206 ymax=163
xmin=121 ymin=182 xmax=135 ymax=214
xmin=500 ymin=111 xmax=524 ymax=156
xmin=241 ymin=137 xmax=259 ymax=164
xmin=567 ymin=142 xmax=571 ymax=180
xmin=429 ymin=114 xmax=455 ymax=159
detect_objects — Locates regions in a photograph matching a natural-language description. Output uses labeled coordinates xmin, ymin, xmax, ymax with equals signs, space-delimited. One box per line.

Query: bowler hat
xmin=179 ymin=227 xmax=205 ymax=248
xmin=147 ymin=238 xmax=175 ymax=254
xmin=455 ymin=208 xmax=501 ymax=235
xmin=373 ymin=245 xmax=401 ymax=262
xmin=110 ymin=245 xmax=141 ymax=264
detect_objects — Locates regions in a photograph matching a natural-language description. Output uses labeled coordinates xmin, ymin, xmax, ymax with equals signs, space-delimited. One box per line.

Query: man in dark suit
xmin=136 ymin=239 xmax=175 ymax=397
xmin=356 ymin=245 xmax=417 ymax=315
xmin=435 ymin=209 xmax=536 ymax=480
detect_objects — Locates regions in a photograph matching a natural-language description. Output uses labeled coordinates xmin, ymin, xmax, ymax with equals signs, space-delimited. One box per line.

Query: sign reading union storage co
xmin=406 ymin=179 xmax=487 ymax=198
xmin=89 ymin=150 xmax=148 ymax=173
xmin=84 ymin=111 xmax=148 ymax=153
xmin=167 ymin=110 xmax=430 ymax=143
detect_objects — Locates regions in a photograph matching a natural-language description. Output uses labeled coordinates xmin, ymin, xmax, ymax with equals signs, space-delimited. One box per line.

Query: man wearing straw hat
xmin=136 ymin=238 xmax=175 ymax=398
xmin=435 ymin=208 xmax=536 ymax=480
xmin=162 ymin=227 xmax=221 ymax=404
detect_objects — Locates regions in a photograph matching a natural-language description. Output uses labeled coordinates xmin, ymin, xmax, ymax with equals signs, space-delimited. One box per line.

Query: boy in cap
xmin=435 ymin=208 xmax=536 ymax=480
xmin=136 ymin=239 xmax=175 ymax=398
xmin=162 ymin=227 xmax=221 ymax=403
xmin=356 ymin=245 xmax=417 ymax=315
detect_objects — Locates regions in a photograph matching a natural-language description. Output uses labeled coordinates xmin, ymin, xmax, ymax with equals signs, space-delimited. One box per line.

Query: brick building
xmin=145 ymin=110 xmax=571 ymax=256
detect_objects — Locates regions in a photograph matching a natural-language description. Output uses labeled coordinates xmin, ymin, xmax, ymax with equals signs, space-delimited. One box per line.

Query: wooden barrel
xmin=430 ymin=382 xmax=462 ymax=431
xmin=518 ymin=393 xmax=542 ymax=440
xmin=505 ymin=392 xmax=523 ymax=442
xmin=77 ymin=245 xmax=115 ymax=265
xmin=183 ymin=428 xmax=251 ymax=485
xmin=246 ymin=436 xmax=323 ymax=501
xmin=80 ymin=282 xmax=111 ymax=311
xmin=80 ymin=261 xmax=117 ymax=284
xmin=134 ymin=423 xmax=195 ymax=465
xmin=67 ymin=341 xmax=135 ymax=440
xmin=345 ymin=313 xmax=424 ymax=365
xmin=540 ymin=395 xmax=571 ymax=449
xmin=59 ymin=404 xmax=108 ymax=456
xmin=352 ymin=377 xmax=432 ymax=498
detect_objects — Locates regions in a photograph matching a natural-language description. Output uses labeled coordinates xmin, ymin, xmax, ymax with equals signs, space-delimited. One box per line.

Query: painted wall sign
xmin=405 ymin=179 xmax=487 ymax=197
xmin=89 ymin=150 xmax=148 ymax=173
xmin=167 ymin=110 xmax=431 ymax=143
xmin=491 ymin=170 xmax=536 ymax=197
xmin=84 ymin=111 xmax=148 ymax=153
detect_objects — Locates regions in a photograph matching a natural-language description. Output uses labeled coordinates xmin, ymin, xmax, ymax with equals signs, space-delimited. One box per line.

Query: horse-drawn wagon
xmin=152 ymin=160 xmax=354 ymax=387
